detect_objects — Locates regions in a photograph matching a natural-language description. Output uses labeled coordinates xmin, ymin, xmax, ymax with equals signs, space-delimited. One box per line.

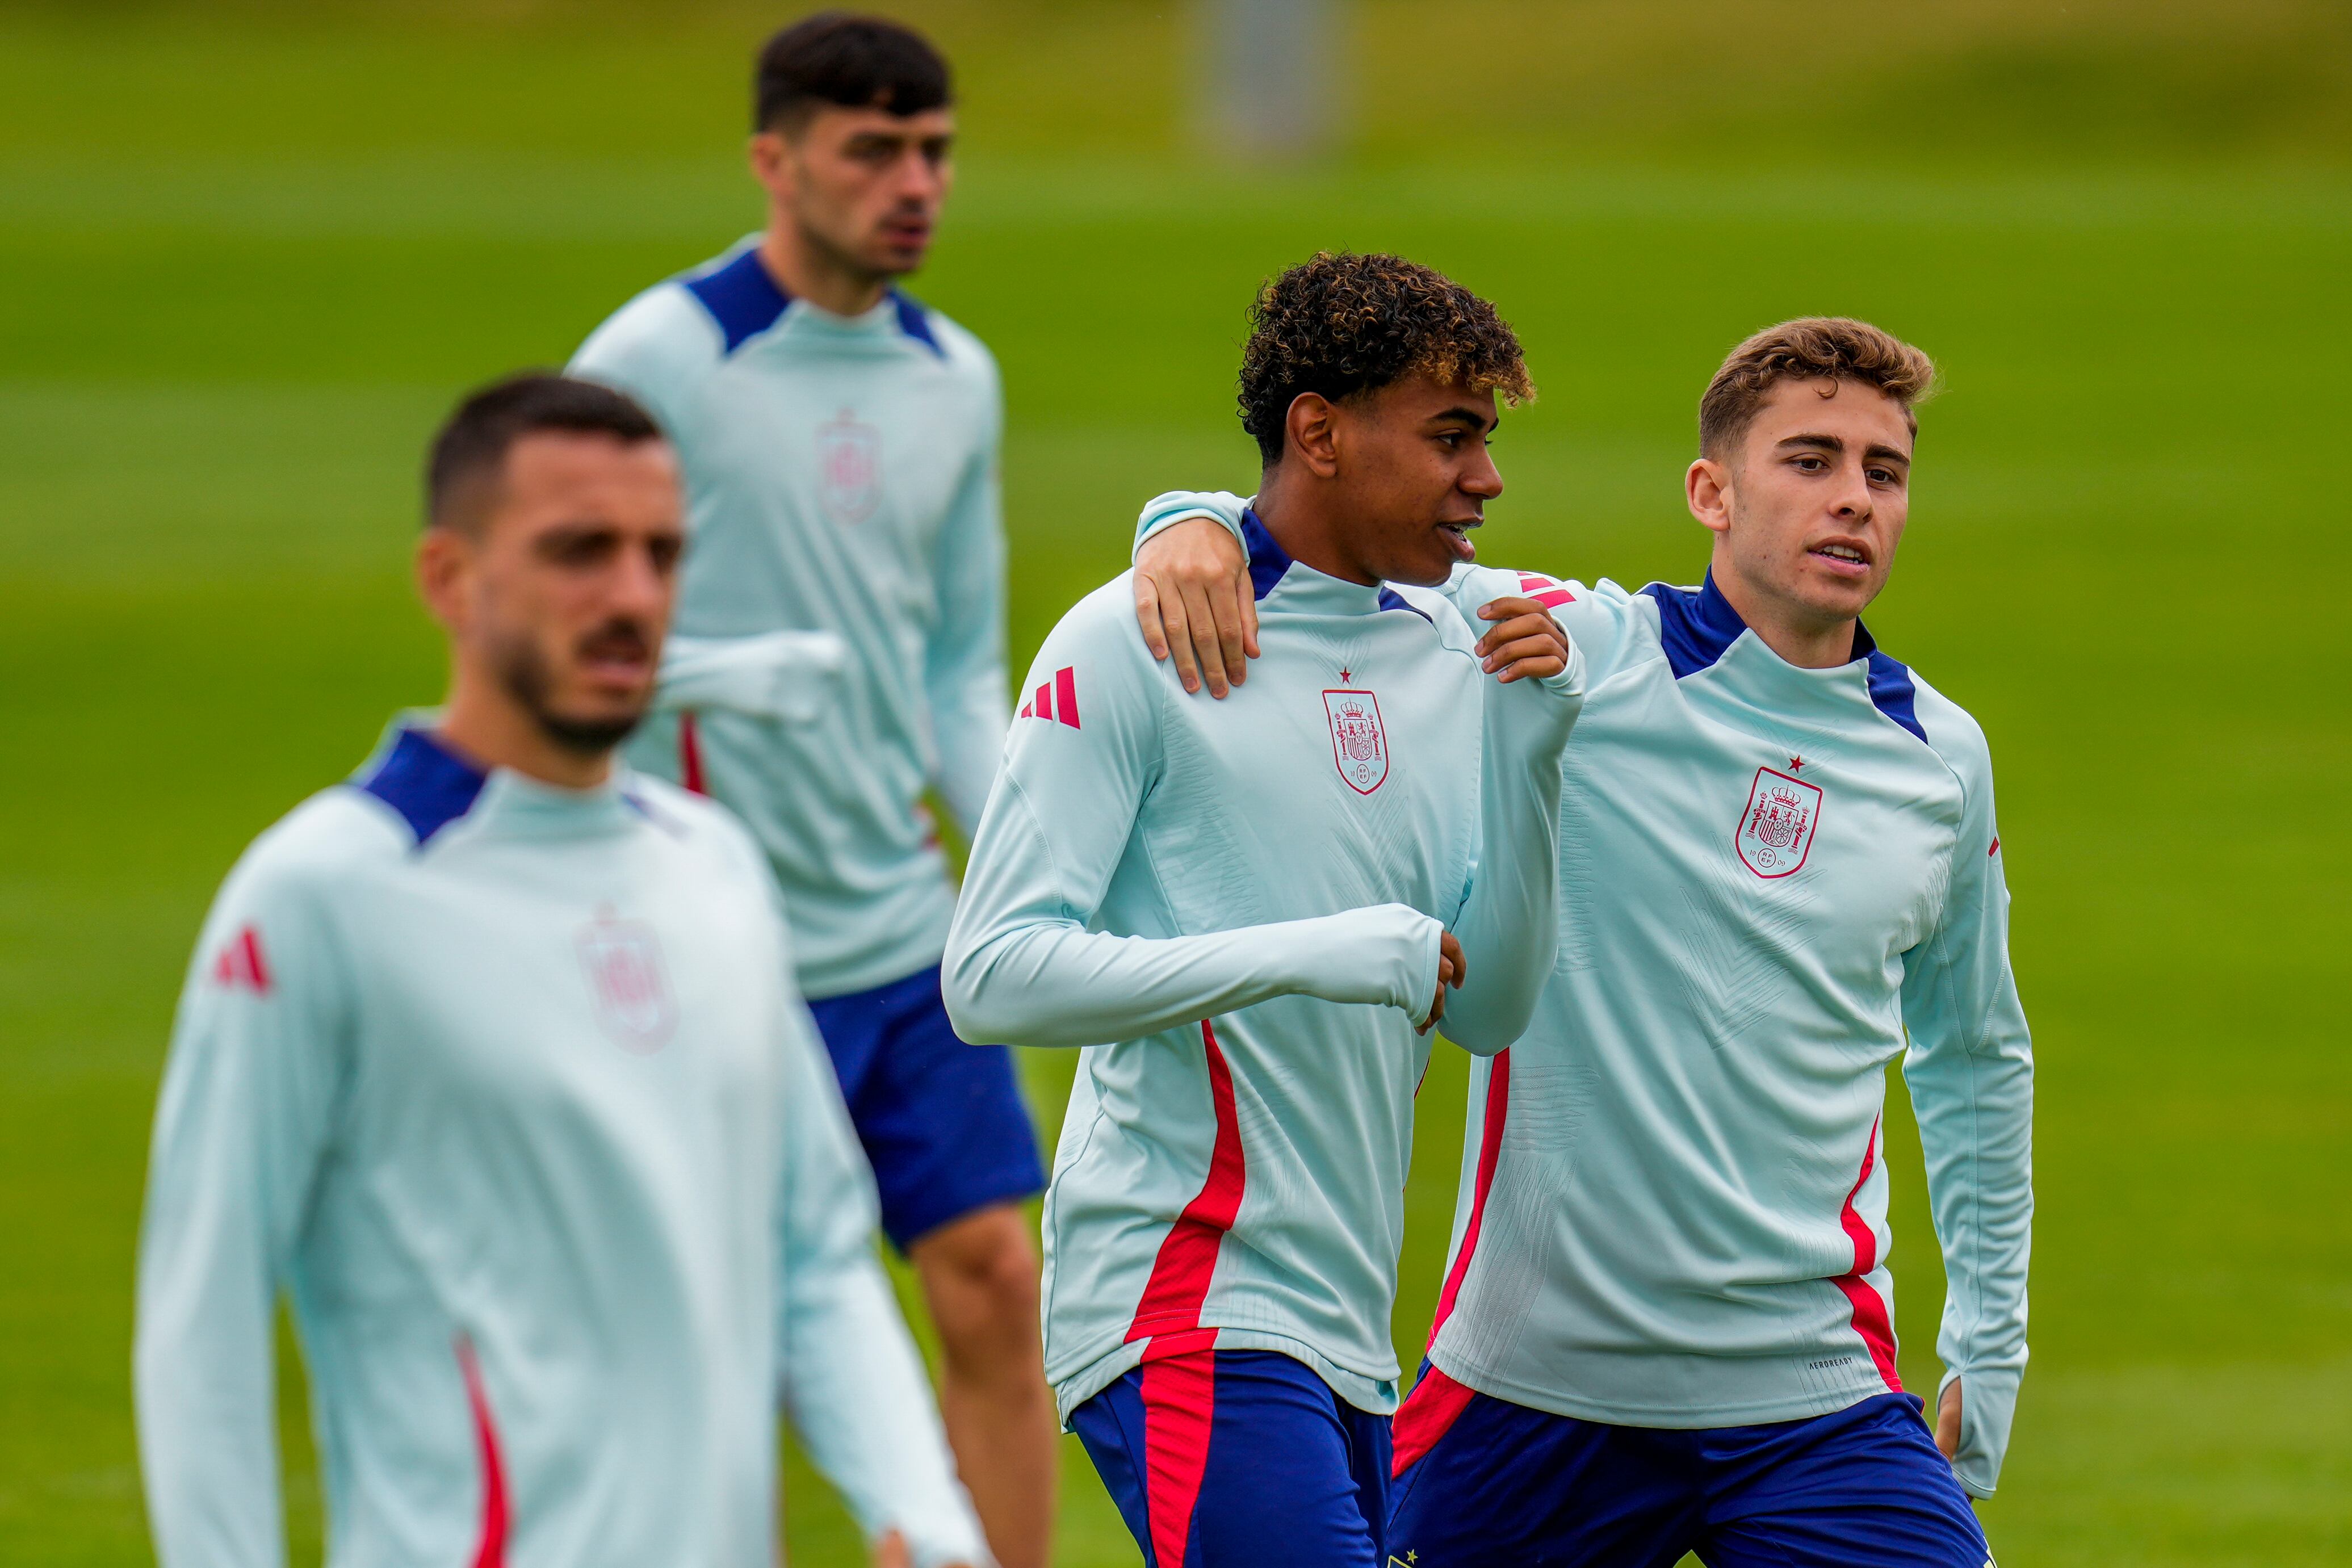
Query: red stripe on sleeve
xmin=1055 ymin=666 xmax=1080 ymax=730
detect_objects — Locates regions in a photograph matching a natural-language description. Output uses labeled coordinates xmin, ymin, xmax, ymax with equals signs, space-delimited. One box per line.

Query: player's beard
xmin=494 ymin=617 xmax=652 ymax=758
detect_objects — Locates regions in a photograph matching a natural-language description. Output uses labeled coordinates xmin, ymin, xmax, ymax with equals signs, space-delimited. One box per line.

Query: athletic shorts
xmin=1387 ymin=1366 xmax=1993 ymax=1567
xmin=1071 ymin=1348 xmax=1392 ymax=1568
xmin=804 ymin=963 xmax=1045 ymax=1250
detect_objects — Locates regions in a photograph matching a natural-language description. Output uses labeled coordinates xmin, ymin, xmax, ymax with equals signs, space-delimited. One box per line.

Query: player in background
xmin=135 ymin=375 xmax=984 ymax=1568
xmin=1134 ymin=318 xmax=2032 ymax=1565
xmin=568 ymin=18 xmax=1053 ymax=1563
xmin=944 ymin=253 xmax=1584 ymax=1567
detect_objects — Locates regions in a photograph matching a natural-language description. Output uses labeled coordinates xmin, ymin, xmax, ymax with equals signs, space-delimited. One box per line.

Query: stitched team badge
xmin=815 ymin=408 xmax=881 ymax=526
xmin=576 ymin=909 xmax=677 ymax=1054
xmin=1736 ymin=765 xmax=1822 ymax=878
xmin=1323 ymin=689 xmax=1389 ymax=794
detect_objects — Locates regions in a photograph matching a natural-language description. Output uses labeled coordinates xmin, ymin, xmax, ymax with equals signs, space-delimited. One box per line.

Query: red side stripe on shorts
xmin=455 ymin=1337 xmax=510 ymax=1568
xmin=1389 ymin=1363 xmax=1477 ymax=1478
xmin=1122 ymin=1020 xmax=1246 ymax=1568
xmin=1427 ymin=1049 xmax=1510 ymax=1350
xmin=677 ymin=711 xmax=707 ymax=795
xmin=1831 ymin=1116 xmax=1904 ymax=1392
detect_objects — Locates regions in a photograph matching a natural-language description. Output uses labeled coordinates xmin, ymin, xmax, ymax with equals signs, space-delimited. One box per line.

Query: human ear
xmin=1686 ymin=456 xmax=1734 ymax=539
xmin=415 ymin=527 xmax=472 ymax=635
xmin=747 ymin=132 xmax=795 ymax=201
xmin=1286 ymin=393 xmax=1341 ymax=479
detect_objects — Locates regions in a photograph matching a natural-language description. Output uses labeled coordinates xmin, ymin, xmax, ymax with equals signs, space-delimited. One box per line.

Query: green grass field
xmin=2 ymin=5 xmax=2347 ymax=1564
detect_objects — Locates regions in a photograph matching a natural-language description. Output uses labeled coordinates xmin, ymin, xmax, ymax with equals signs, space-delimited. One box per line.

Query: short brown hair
xmin=755 ymin=12 xmax=951 ymax=133
xmin=1698 ymin=317 xmax=1935 ymax=459
xmin=426 ymin=373 xmax=664 ymax=533
xmin=1239 ymin=251 xmax=1535 ymax=465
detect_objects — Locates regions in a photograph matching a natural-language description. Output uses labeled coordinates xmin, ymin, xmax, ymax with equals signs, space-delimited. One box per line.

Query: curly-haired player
xmin=1134 ymin=317 xmax=2032 ymax=1566
xmin=942 ymin=253 xmax=1583 ymax=1566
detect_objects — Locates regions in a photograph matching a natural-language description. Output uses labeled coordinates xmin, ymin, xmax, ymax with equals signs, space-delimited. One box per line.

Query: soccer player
xmin=1134 ymin=318 xmax=2034 ymax=1566
xmin=567 ymin=17 xmax=1054 ymax=1562
xmin=943 ymin=253 xmax=1584 ymax=1568
xmin=134 ymin=375 xmax=985 ymax=1568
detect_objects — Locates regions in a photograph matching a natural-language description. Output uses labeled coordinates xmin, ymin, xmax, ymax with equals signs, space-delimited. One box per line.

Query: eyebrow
xmin=1431 ymin=405 xmax=1495 ymax=433
xmin=1776 ymin=432 xmax=1910 ymax=467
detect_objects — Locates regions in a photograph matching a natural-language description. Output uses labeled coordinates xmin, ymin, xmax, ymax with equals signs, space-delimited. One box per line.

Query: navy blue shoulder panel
xmin=1377 ymin=586 xmax=1435 ymax=624
xmin=1852 ymin=621 xmax=1929 ymax=744
xmin=358 ymin=728 xmax=489 ymax=848
xmin=1240 ymin=508 xmax=1294 ymax=601
xmin=1639 ymin=571 xmax=1747 ymax=678
xmin=890 ymin=290 xmax=946 ymax=358
xmin=684 ymin=249 xmax=791 ymax=355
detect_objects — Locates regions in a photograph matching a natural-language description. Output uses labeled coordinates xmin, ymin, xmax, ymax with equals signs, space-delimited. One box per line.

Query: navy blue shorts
xmin=1387 ymin=1366 xmax=1991 ymax=1567
xmin=804 ymin=963 xmax=1044 ymax=1250
xmin=1072 ymin=1348 xmax=1392 ymax=1568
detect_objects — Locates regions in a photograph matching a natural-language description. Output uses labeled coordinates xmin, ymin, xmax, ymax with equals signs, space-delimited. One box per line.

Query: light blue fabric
xmin=572 ymin=239 xmax=1007 ymax=999
xmin=945 ymin=531 xmax=1580 ymax=1426
xmin=1136 ymin=492 xmax=2033 ymax=1499
xmin=134 ymin=724 xmax=988 ymax=1568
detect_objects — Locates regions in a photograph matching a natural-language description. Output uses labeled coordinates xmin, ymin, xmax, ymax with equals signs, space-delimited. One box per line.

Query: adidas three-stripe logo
xmin=1019 ymin=666 xmax=1081 ymax=730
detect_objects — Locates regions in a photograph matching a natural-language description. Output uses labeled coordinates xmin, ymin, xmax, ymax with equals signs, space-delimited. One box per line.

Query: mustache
xmin=576 ymin=618 xmax=655 ymax=664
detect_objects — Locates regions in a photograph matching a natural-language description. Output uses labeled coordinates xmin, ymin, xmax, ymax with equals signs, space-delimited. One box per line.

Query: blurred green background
xmin=2 ymin=2 xmax=2347 ymax=1563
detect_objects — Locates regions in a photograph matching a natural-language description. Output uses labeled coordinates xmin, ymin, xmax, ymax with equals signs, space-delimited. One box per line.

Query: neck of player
xmin=436 ymin=669 xmax=617 ymax=792
xmin=1707 ymin=547 xmax=1859 ymax=670
xmin=760 ymin=221 xmax=890 ymax=319
xmin=1251 ymin=468 xmax=1382 ymax=587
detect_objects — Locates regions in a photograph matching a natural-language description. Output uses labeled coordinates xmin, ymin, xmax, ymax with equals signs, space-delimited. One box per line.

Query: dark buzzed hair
xmin=1698 ymin=317 xmax=1936 ymax=459
xmin=1238 ymin=251 xmax=1535 ymax=466
xmin=755 ymin=12 xmax=953 ymax=133
xmin=425 ymin=373 xmax=664 ymax=533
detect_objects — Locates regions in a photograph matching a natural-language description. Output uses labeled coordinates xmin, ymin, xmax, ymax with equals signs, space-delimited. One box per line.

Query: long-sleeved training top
xmin=1141 ymin=493 xmax=2035 ymax=1498
xmin=572 ymin=238 xmax=1007 ymax=998
xmin=944 ymin=506 xmax=1583 ymax=1424
xmin=135 ymin=723 xmax=989 ymax=1568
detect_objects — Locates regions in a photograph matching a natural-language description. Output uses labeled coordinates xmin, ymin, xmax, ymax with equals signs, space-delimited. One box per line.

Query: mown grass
xmin=2 ymin=7 xmax=2347 ymax=1564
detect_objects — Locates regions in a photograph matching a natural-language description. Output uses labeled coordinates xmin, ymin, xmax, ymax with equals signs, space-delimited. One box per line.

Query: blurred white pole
xmin=1200 ymin=0 xmax=1340 ymax=160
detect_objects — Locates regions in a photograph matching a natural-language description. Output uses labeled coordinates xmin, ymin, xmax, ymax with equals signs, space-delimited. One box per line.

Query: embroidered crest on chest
xmin=576 ymin=909 xmax=677 ymax=1054
xmin=1323 ymin=688 xmax=1390 ymax=795
xmin=815 ymin=408 xmax=882 ymax=526
xmin=1736 ymin=765 xmax=1823 ymax=879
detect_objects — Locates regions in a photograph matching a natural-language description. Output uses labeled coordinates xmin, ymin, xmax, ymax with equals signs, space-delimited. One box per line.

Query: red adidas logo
xmin=1518 ymin=572 xmax=1575 ymax=610
xmin=1019 ymin=666 xmax=1080 ymax=730
xmin=212 ymin=924 xmax=272 ymax=995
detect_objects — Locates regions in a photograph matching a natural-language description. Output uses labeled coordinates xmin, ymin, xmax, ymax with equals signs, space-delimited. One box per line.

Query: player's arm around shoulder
xmin=136 ymin=791 xmax=380 ymax=1567
xmin=1419 ymin=575 xmax=1582 ymax=1054
xmin=1897 ymin=674 xmax=2035 ymax=1500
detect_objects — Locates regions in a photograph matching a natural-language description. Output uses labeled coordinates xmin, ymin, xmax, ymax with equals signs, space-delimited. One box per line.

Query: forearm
xmin=1908 ymin=993 xmax=2034 ymax=1498
xmin=1440 ymin=669 xmax=1582 ymax=1054
xmin=652 ymin=631 xmax=849 ymax=724
xmin=784 ymin=1257 xmax=991 ymax=1568
xmin=946 ymin=903 xmax=1442 ymax=1049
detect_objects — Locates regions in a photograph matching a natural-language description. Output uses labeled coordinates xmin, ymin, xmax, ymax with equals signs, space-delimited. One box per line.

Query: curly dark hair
xmin=1238 ymin=251 xmax=1534 ymax=464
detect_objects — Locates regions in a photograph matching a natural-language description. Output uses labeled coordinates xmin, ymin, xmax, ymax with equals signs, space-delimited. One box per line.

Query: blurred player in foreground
xmin=569 ymin=19 xmax=1052 ymax=1561
xmin=945 ymin=253 xmax=1583 ymax=1567
xmin=1138 ymin=318 xmax=2032 ymax=1566
xmin=135 ymin=375 xmax=984 ymax=1568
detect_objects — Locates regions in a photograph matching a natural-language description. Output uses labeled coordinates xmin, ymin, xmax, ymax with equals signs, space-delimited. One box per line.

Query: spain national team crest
xmin=1736 ymin=765 xmax=1823 ymax=878
xmin=1323 ymin=688 xmax=1389 ymax=794
xmin=576 ymin=910 xmax=677 ymax=1054
xmin=815 ymin=408 xmax=882 ymax=526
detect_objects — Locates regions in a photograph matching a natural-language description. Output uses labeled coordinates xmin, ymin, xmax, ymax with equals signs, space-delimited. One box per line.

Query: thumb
xmin=872 ymin=1528 xmax=912 ymax=1568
